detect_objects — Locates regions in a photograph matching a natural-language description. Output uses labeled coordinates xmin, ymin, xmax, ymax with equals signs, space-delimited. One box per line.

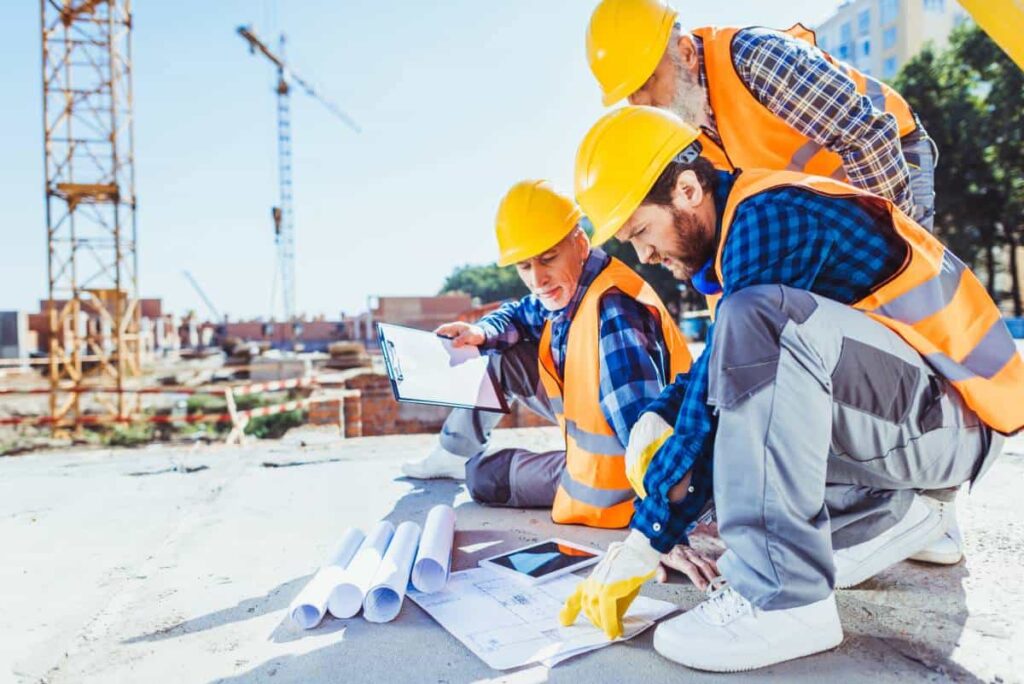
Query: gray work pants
xmin=708 ymin=285 xmax=1003 ymax=610
xmin=438 ymin=341 xmax=565 ymax=508
xmin=904 ymin=134 xmax=937 ymax=232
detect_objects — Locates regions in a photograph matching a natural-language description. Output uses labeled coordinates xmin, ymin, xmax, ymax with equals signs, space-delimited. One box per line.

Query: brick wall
xmin=310 ymin=369 xmax=555 ymax=437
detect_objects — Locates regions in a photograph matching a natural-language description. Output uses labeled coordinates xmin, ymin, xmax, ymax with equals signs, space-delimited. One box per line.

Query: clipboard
xmin=377 ymin=323 xmax=510 ymax=413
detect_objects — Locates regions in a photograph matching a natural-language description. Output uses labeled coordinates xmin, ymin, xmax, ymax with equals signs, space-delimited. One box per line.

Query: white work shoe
xmin=653 ymin=579 xmax=843 ymax=672
xmin=834 ymin=494 xmax=947 ymax=588
xmin=909 ymin=499 xmax=963 ymax=565
xmin=400 ymin=444 xmax=466 ymax=480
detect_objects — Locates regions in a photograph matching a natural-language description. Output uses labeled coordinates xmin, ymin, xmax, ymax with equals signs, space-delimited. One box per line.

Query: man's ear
xmin=575 ymin=228 xmax=591 ymax=259
xmin=675 ymin=33 xmax=698 ymax=70
xmin=672 ymin=170 xmax=705 ymax=210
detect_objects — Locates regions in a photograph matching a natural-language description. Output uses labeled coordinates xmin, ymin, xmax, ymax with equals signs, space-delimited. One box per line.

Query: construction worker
xmin=559 ymin=106 xmax=1019 ymax=671
xmin=586 ymin=0 xmax=939 ymax=231
xmin=401 ymin=180 xmax=692 ymax=529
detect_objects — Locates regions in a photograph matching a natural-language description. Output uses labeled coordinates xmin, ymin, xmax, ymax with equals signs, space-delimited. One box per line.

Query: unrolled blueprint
xmin=408 ymin=567 xmax=676 ymax=670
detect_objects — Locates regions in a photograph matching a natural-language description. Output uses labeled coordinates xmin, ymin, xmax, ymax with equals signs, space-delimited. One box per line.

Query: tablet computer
xmin=479 ymin=538 xmax=603 ymax=585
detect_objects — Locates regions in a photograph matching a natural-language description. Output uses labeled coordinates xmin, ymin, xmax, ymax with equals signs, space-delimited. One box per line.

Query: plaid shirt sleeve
xmin=596 ymin=290 xmax=669 ymax=447
xmin=641 ymin=374 xmax=689 ymax=424
xmin=732 ymin=28 xmax=913 ymax=214
xmin=477 ymin=296 xmax=548 ymax=350
xmin=631 ymin=187 xmax=904 ymax=552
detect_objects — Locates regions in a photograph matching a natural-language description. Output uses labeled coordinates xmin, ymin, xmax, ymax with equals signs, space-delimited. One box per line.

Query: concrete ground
xmin=1 ymin=426 xmax=1021 ymax=684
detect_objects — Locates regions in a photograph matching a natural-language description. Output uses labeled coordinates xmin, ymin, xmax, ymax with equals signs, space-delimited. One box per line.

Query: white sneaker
xmin=653 ymin=579 xmax=843 ymax=672
xmin=909 ymin=499 xmax=963 ymax=565
xmin=834 ymin=494 xmax=947 ymax=588
xmin=400 ymin=444 xmax=466 ymax=480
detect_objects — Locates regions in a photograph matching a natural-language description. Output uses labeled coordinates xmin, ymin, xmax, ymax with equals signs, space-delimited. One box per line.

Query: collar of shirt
xmin=691 ymin=170 xmax=736 ymax=294
xmin=544 ymin=248 xmax=610 ymax=325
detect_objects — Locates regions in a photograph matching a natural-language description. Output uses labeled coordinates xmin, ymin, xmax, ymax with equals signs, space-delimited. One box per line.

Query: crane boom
xmin=236 ymin=26 xmax=360 ymax=132
xmin=236 ymin=24 xmax=359 ymax=324
xmin=182 ymin=270 xmax=222 ymax=322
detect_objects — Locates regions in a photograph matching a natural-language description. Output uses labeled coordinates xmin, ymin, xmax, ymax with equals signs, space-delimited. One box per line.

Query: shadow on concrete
xmin=837 ymin=559 xmax=980 ymax=682
xmin=121 ymin=574 xmax=311 ymax=645
xmin=147 ymin=474 xmax=979 ymax=683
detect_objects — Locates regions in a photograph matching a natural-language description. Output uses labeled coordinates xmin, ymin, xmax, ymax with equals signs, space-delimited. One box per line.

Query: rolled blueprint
xmin=411 ymin=504 xmax=456 ymax=593
xmin=363 ymin=521 xmax=422 ymax=623
xmin=327 ymin=520 xmax=396 ymax=619
xmin=288 ymin=527 xmax=366 ymax=629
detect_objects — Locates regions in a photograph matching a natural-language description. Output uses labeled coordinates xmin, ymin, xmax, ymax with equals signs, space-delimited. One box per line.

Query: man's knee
xmin=709 ymin=286 xmax=818 ymax=409
xmin=465 ymin=453 xmax=511 ymax=505
xmin=492 ymin=341 xmax=541 ymax=397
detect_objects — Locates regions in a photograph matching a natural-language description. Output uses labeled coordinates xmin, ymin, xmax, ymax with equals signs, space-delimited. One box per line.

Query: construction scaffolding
xmin=41 ymin=0 xmax=141 ymax=435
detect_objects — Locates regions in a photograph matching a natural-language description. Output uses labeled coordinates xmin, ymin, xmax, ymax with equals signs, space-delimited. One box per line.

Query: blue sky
xmin=0 ymin=1 xmax=839 ymax=320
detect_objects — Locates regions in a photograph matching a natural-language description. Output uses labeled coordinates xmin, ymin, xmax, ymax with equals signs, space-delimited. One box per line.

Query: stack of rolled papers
xmin=289 ymin=504 xmax=456 ymax=629
xmin=287 ymin=527 xmax=366 ymax=629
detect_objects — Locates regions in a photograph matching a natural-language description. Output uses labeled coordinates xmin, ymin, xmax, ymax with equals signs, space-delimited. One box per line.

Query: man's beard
xmin=668 ymin=51 xmax=710 ymax=129
xmin=660 ymin=208 xmax=715 ymax=281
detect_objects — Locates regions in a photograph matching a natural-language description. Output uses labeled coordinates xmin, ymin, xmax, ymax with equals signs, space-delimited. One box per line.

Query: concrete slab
xmin=1 ymin=428 xmax=1022 ymax=683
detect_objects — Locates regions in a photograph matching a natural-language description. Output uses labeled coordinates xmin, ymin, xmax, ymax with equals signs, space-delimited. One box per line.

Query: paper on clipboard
xmin=377 ymin=323 xmax=508 ymax=413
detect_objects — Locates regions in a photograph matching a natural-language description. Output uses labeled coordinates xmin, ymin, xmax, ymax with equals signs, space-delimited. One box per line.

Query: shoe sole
xmin=836 ymin=505 xmax=946 ymax=589
xmin=653 ymin=625 xmax=844 ymax=672
xmin=908 ymin=548 xmax=963 ymax=565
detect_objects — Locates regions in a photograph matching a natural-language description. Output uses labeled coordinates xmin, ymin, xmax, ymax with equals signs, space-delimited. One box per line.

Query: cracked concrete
xmin=1 ymin=427 xmax=1021 ymax=683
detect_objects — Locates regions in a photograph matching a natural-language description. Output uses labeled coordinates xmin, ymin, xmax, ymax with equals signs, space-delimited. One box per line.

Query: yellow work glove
xmin=559 ymin=530 xmax=661 ymax=640
xmin=624 ymin=412 xmax=673 ymax=499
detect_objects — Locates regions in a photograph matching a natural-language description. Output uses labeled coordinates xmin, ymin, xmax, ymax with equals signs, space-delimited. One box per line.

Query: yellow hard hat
xmin=575 ymin=106 xmax=701 ymax=246
xmin=495 ymin=180 xmax=583 ymax=267
xmin=587 ymin=0 xmax=678 ymax=106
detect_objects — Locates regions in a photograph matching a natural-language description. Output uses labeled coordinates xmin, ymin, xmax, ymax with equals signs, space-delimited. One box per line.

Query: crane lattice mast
xmin=236 ymin=25 xmax=359 ymax=323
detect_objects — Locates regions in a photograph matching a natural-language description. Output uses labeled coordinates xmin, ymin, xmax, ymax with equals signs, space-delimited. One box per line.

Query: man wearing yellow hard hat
xmin=586 ymin=0 xmax=938 ymax=231
xmin=402 ymin=180 xmax=692 ymax=530
xmin=558 ymin=106 xmax=1016 ymax=671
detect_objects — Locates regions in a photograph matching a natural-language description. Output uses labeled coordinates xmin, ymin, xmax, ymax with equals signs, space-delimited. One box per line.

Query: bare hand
xmin=655 ymin=544 xmax=720 ymax=591
xmin=434 ymin=322 xmax=485 ymax=348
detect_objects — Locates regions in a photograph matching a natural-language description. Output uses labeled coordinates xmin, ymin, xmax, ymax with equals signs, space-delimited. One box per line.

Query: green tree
xmin=893 ymin=24 xmax=1023 ymax=312
xmin=959 ymin=26 xmax=1024 ymax=315
xmin=439 ymin=262 xmax=529 ymax=303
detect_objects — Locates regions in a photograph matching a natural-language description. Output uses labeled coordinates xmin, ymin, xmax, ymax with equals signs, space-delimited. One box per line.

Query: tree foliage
xmin=439 ymin=262 xmax=529 ymax=303
xmin=893 ymin=24 xmax=1023 ymax=313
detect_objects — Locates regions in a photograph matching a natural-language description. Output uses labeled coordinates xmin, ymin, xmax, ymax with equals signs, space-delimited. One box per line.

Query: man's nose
xmin=532 ymin=265 xmax=550 ymax=288
xmin=640 ymin=245 xmax=659 ymax=265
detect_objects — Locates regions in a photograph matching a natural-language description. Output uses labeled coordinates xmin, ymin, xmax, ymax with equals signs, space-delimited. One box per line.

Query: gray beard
xmin=668 ymin=61 xmax=710 ymax=129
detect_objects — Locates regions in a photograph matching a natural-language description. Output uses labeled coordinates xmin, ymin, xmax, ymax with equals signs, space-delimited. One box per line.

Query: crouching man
xmin=402 ymin=180 xmax=692 ymax=528
xmin=561 ymin=106 xmax=1018 ymax=670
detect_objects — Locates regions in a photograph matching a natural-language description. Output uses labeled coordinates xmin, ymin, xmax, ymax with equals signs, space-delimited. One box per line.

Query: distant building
xmin=815 ymin=0 xmax=970 ymax=81
xmin=370 ymin=294 xmax=475 ymax=330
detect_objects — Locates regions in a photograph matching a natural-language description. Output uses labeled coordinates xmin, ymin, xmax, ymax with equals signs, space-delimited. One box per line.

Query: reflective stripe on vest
xmin=538 ymin=257 xmax=694 ymax=528
xmin=713 ymin=169 xmax=1024 ymax=435
xmin=694 ymin=25 xmax=919 ymax=179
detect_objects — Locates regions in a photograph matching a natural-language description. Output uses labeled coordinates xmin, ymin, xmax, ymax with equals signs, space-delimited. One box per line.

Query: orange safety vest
xmin=538 ymin=257 xmax=693 ymax=528
xmin=711 ymin=169 xmax=1024 ymax=435
xmin=693 ymin=25 xmax=919 ymax=179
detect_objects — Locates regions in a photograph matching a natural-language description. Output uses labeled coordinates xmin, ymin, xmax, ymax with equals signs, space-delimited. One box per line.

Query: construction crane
xmin=182 ymin=270 xmax=222 ymax=323
xmin=236 ymin=25 xmax=359 ymax=323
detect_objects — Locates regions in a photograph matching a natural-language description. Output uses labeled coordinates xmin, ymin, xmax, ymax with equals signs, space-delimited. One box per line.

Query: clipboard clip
xmin=386 ymin=340 xmax=404 ymax=382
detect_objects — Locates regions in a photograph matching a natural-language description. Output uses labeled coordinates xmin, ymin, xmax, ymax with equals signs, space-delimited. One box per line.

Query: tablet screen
xmin=487 ymin=541 xmax=597 ymax=578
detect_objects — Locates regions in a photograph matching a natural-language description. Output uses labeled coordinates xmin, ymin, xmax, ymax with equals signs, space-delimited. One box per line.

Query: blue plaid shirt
xmin=695 ymin=28 xmax=920 ymax=214
xmin=633 ymin=171 xmax=906 ymax=552
xmin=476 ymin=249 xmax=670 ymax=446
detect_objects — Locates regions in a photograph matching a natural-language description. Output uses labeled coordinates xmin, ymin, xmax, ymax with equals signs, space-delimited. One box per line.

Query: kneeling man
xmin=402 ymin=180 xmax=692 ymax=528
xmin=561 ymin=106 xmax=1018 ymax=669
